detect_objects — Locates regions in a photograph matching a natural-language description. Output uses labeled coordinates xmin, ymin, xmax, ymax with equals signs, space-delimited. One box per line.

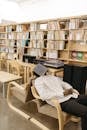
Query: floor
xmin=0 ymin=91 xmax=82 ymax=130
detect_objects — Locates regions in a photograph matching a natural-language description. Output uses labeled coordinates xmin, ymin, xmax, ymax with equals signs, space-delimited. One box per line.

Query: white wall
xmin=20 ymin=0 xmax=87 ymax=22
xmin=0 ymin=0 xmax=24 ymax=23
xmin=0 ymin=0 xmax=87 ymax=23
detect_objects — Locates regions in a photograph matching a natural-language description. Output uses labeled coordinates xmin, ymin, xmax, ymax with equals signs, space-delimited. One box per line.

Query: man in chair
xmin=34 ymin=64 xmax=87 ymax=130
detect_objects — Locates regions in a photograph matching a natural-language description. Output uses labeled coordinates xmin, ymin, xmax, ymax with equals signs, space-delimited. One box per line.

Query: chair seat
xmin=11 ymin=86 xmax=26 ymax=103
xmin=38 ymin=104 xmax=71 ymax=121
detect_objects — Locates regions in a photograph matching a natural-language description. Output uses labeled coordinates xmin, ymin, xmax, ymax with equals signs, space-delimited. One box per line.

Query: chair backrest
xmin=8 ymin=65 xmax=35 ymax=103
xmin=23 ymin=64 xmax=36 ymax=102
xmin=26 ymin=64 xmax=35 ymax=83
xmin=0 ymin=52 xmax=8 ymax=70
xmin=31 ymin=86 xmax=41 ymax=100
xmin=9 ymin=60 xmax=20 ymax=76
xmin=0 ymin=52 xmax=8 ymax=59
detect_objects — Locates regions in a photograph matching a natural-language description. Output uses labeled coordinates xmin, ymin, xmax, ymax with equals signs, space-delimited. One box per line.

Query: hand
xmin=63 ymin=88 xmax=73 ymax=96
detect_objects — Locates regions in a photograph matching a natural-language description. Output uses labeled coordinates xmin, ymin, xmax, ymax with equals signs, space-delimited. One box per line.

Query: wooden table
xmin=7 ymin=60 xmax=64 ymax=83
xmin=17 ymin=61 xmax=64 ymax=80
xmin=0 ymin=71 xmax=22 ymax=97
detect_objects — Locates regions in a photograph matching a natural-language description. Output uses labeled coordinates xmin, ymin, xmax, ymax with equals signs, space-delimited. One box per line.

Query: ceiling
xmin=8 ymin=0 xmax=44 ymax=4
xmin=0 ymin=0 xmax=46 ymax=7
xmin=8 ymin=0 xmax=29 ymax=3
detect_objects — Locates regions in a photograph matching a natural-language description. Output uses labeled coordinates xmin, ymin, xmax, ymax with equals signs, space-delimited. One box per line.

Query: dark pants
xmin=61 ymin=95 xmax=87 ymax=130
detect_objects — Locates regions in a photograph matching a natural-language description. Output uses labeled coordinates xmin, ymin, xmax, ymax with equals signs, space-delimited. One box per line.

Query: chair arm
xmin=31 ymin=86 xmax=41 ymax=100
xmin=25 ymin=76 xmax=36 ymax=90
xmin=8 ymin=81 xmax=25 ymax=90
xmin=50 ymin=98 xmax=64 ymax=122
xmin=50 ymin=98 xmax=62 ymax=112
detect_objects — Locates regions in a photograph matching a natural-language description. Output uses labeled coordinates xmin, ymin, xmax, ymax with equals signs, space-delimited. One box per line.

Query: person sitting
xmin=33 ymin=65 xmax=87 ymax=130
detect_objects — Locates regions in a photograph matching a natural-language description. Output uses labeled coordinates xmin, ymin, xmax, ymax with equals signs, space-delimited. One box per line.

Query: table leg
xmin=3 ymin=83 xmax=5 ymax=98
xmin=24 ymin=66 xmax=27 ymax=83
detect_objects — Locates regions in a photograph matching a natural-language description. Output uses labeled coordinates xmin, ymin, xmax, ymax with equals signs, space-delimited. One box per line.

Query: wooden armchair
xmin=7 ymin=65 xmax=35 ymax=119
xmin=0 ymin=52 xmax=8 ymax=71
xmin=8 ymin=60 xmax=20 ymax=75
xmin=31 ymin=86 xmax=80 ymax=130
xmin=7 ymin=60 xmax=25 ymax=83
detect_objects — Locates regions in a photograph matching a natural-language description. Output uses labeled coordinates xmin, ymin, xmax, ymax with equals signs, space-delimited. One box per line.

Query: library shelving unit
xmin=0 ymin=24 xmax=7 ymax=56
xmin=68 ymin=16 xmax=87 ymax=65
xmin=0 ymin=15 xmax=87 ymax=66
xmin=5 ymin=23 xmax=30 ymax=60
xmin=28 ymin=19 xmax=70 ymax=63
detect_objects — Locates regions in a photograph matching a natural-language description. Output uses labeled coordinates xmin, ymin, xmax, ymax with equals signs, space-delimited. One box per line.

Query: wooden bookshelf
xmin=0 ymin=25 xmax=7 ymax=56
xmin=0 ymin=15 xmax=87 ymax=65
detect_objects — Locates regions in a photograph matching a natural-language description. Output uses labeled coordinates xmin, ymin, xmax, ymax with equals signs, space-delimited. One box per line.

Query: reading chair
xmin=31 ymin=86 xmax=80 ymax=130
xmin=7 ymin=60 xmax=25 ymax=83
xmin=7 ymin=64 xmax=35 ymax=119
xmin=31 ymin=64 xmax=80 ymax=130
xmin=0 ymin=52 xmax=8 ymax=71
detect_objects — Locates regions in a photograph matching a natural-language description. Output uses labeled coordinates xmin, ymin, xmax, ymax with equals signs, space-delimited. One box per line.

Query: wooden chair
xmin=7 ymin=65 xmax=35 ymax=119
xmin=0 ymin=52 xmax=8 ymax=71
xmin=8 ymin=60 xmax=20 ymax=75
xmin=31 ymin=86 xmax=80 ymax=130
xmin=8 ymin=60 xmax=25 ymax=83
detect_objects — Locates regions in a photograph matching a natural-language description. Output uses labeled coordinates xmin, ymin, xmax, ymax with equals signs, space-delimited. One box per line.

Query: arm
xmin=62 ymin=81 xmax=73 ymax=96
xmin=63 ymin=88 xmax=73 ymax=96
xmin=62 ymin=81 xmax=73 ymax=89
xmin=73 ymin=89 xmax=79 ymax=95
xmin=62 ymin=81 xmax=79 ymax=96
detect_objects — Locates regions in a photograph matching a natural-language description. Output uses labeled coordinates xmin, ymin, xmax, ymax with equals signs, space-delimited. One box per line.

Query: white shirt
xmin=35 ymin=75 xmax=78 ymax=105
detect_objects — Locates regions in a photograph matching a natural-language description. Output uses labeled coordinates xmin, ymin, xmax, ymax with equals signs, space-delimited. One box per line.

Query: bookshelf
xmin=0 ymin=25 xmax=7 ymax=53
xmin=0 ymin=15 xmax=87 ymax=66
xmin=68 ymin=16 xmax=87 ymax=65
xmin=5 ymin=23 xmax=30 ymax=60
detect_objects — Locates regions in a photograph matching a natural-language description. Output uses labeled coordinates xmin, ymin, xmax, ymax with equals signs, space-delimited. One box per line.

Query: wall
xmin=0 ymin=0 xmax=87 ymax=23
xmin=20 ymin=0 xmax=87 ymax=22
xmin=0 ymin=0 xmax=24 ymax=23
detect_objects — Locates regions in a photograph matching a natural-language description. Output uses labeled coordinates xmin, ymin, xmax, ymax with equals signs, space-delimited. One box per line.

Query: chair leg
xmin=7 ymin=88 xmax=30 ymax=120
xmin=30 ymin=118 xmax=50 ymax=130
xmin=58 ymin=118 xmax=64 ymax=130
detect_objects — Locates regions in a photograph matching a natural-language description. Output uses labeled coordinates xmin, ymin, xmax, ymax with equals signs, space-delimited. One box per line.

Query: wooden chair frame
xmin=31 ymin=86 xmax=80 ymax=130
xmin=0 ymin=52 xmax=8 ymax=71
xmin=7 ymin=65 xmax=35 ymax=119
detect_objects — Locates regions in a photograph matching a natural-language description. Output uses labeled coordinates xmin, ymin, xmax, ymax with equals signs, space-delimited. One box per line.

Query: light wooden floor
xmin=0 ymin=92 xmax=81 ymax=130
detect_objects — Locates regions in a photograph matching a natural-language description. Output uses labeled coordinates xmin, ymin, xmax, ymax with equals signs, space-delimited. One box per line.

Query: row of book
xmin=0 ymin=26 xmax=6 ymax=32
xmin=5 ymin=30 xmax=87 ymax=41
xmin=1 ymin=18 xmax=87 ymax=34
xmin=30 ymin=31 xmax=47 ymax=40
xmin=0 ymin=31 xmax=68 ymax=41
xmin=4 ymin=39 xmax=66 ymax=50
xmin=28 ymin=40 xmax=65 ymax=50
xmin=69 ymin=30 xmax=87 ymax=40
xmin=47 ymin=41 xmax=65 ymax=50
xmin=48 ymin=19 xmax=87 ymax=30
xmin=7 ymin=32 xmax=29 ymax=40
xmin=0 ymin=34 xmax=7 ymax=39
xmin=27 ymin=48 xmax=58 ymax=59
xmin=30 ymin=31 xmax=68 ymax=40
xmin=6 ymin=39 xmax=30 ymax=48
xmin=28 ymin=19 xmax=87 ymax=31
xmin=6 ymin=24 xmax=29 ymax=32
xmin=0 ymin=39 xmax=6 ymax=44
xmin=69 ymin=19 xmax=87 ymax=29
xmin=0 ymin=47 xmax=17 ymax=53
